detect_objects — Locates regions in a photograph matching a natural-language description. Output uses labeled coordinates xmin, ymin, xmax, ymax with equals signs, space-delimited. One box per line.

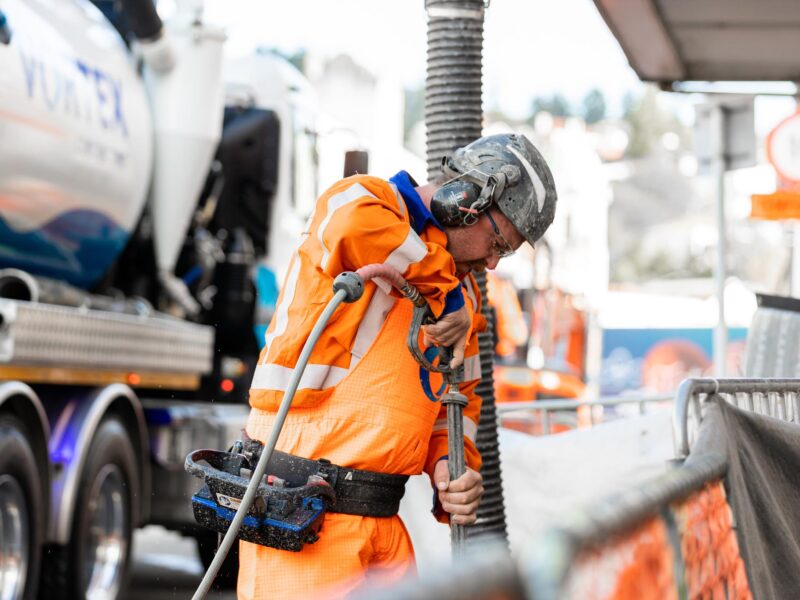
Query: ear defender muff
xmin=430 ymin=179 xmax=484 ymax=226
xmin=430 ymin=157 xmax=496 ymax=227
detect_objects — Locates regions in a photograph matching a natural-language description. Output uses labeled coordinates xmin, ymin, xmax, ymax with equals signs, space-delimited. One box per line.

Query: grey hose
xmin=192 ymin=287 xmax=350 ymax=600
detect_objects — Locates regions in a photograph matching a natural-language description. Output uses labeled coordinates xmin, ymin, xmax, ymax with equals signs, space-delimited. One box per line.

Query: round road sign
xmin=768 ymin=111 xmax=800 ymax=184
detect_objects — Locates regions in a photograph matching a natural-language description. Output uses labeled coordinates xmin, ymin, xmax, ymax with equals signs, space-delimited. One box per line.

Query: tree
xmin=403 ymin=85 xmax=425 ymax=144
xmin=529 ymin=94 xmax=572 ymax=119
xmin=622 ymin=84 xmax=687 ymax=158
xmin=581 ymin=88 xmax=607 ymax=124
xmin=256 ymin=47 xmax=307 ymax=73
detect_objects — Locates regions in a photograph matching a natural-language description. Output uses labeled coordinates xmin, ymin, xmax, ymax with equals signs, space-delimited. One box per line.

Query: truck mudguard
xmin=0 ymin=381 xmax=51 ymax=516
xmin=45 ymin=384 xmax=150 ymax=543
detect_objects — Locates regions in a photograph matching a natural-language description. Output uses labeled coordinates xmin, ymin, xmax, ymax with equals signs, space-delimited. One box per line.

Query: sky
xmin=198 ymin=0 xmax=799 ymax=135
xmin=203 ymin=0 xmax=644 ymax=120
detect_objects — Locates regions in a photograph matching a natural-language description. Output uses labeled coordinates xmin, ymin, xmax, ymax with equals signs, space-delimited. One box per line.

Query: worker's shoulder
xmin=322 ymin=174 xmax=398 ymax=202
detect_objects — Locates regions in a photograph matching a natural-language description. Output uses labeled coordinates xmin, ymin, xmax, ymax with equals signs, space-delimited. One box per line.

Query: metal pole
xmin=794 ymin=86 xmax=800 ymax=296
xmin=713 ymin=105 xmax=728 ymax=376
xmin=792 ymin=223 xmax=800 ymax=297
xmin=445 ymin=385 xmax=468 ymax=554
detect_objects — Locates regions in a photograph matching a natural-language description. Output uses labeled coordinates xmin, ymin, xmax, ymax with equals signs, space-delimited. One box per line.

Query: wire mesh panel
xmin=561 ymin=517 xmax=677 ymax=600
xmin=672 ymin=482 xmax=751 ymax=600
xmin=535 ymin=468 xmax=745 ymax=600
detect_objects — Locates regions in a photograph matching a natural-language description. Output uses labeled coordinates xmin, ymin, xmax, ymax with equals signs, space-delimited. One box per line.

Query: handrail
xmin=496 ymin=393 xmax=673 ymax=414
xmin=672 ymin=377 xmax=800 ymax=458
xmin=497 ymin=392 xmax=674 ymax=435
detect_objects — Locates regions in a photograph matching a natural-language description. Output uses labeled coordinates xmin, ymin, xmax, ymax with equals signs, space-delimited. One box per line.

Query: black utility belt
xmin=265 ymin=449 xmax=409 ymax=518
xmin=186 ymin=439 xmax=408 ymax=552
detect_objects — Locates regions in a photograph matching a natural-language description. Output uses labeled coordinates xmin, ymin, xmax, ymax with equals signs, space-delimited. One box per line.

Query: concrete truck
xmin=0 ymin=0 xmax=324 ymax=597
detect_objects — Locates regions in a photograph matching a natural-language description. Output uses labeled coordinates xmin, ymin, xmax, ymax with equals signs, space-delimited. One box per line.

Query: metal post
xmin=794 ymin=86 xmax=800 ymax=296
xmin=713 ymin=105 xmax=728 ymax=376
xmin=793 ymin=221 xmax=800 ymax=296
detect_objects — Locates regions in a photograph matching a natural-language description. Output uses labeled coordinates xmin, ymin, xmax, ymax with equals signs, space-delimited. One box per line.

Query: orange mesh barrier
xmin=563 ymin=516 xmax=677 ymax=600
xmin=672 ymin=481 xmax=752 ymax=600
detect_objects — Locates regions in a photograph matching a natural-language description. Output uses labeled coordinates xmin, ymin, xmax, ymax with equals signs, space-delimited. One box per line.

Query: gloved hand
xmin=433 ymin=460 xmax=484 ymax=525
xmin=422 ymin=303 xmax=471 ymax=368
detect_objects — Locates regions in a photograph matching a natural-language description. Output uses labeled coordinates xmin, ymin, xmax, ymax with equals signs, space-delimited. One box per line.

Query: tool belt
xmin=185 ymin=438 xmax=409 ymax=552
xmin=256 ymin=444 xmax=409 ymax=518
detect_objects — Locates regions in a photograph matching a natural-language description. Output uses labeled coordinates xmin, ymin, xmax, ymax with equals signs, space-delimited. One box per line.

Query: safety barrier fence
xmin=361 ymin=377 xmax=800 ymax=599
xmin=496 ymin=392 xmax=673 ymax=436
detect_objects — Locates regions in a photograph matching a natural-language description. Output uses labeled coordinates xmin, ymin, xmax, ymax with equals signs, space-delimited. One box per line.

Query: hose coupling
xmin=332 ymin=272 xmax=365 ymax=303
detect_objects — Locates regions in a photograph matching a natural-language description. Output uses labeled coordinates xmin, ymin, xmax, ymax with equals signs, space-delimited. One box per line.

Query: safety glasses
xmin=484 ymin=211 xmax=515 ymax=259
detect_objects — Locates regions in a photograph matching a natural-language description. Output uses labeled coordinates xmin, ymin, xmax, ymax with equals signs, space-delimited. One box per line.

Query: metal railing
xmin=497 ymin=392 xmax=674 ymax=435
xmin=673 ymin=377 xmax=800 ymax=458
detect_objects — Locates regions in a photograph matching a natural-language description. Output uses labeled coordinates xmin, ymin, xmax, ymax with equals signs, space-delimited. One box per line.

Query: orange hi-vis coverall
xmin=238 ymin=171 xmax=484 ymax=599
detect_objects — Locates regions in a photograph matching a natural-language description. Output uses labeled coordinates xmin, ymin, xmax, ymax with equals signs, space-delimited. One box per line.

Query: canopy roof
xmin=593 ymin=0 xmax=800 ymax=84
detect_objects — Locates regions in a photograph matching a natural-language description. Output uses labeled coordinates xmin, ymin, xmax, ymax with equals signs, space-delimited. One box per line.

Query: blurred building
xmin=304 ymin=53 xmax=426 ymax=186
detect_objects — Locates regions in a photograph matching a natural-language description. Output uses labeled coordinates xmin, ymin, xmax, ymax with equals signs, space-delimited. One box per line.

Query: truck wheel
xmin=195 ymin=531 xmax=239 ymax=589
xmin=0 ymin=415 xmax=44 ymax=600
xmin=41 ymin=416 xmax=138 ymax=600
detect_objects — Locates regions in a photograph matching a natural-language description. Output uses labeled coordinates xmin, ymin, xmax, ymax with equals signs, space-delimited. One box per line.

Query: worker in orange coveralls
xmin=487 ymin=271 xmax=528 ymax=360
xmin=238 ymin=133 xmax=557 ymax=599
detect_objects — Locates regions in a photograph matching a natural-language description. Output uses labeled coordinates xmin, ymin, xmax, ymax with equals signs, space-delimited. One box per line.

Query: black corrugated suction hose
xmin=424 ymin=0 xmax=509 ymax=546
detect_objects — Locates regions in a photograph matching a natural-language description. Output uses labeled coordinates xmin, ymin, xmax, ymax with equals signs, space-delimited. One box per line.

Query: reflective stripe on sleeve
xmin=351 ymin=289 xmax=396 ymax=365
xmin=351 ymin=221 xmax=425 ymax=364
xmin=388 ymin=183 xmax=407 ymax=217
xmin=433 ymin=417 xmax=477 ymax=443
xmin=319 ymin=183 xmax=375 ymax=271
xmin=250 ymin=362 xmax=349 ymax=391
xmin=463 ymin=354 xmax=482 ymax=381
xmin=463 ymin=276 xmax=478 ymax=308
xmin=262 ymin=253 xmax=301 ymax=356
xmin=374 ymin=228 xmax=428 ymax=294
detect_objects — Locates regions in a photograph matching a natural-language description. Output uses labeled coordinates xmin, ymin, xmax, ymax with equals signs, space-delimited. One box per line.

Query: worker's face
xmin=445 ymin=210 xmax=523 ymax=277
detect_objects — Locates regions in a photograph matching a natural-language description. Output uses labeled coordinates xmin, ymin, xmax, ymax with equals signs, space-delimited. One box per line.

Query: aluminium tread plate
xmin=0 ymin=299 xmax=213 ymax=374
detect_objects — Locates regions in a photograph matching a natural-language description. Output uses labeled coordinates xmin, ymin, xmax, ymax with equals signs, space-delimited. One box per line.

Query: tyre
xmin=40 ymin=416 xmax=138 ymax=600
xmin=195 ymin=530 xmax=239 ymax=590
xmin=0 ymin=415 xmax=44 ymax=600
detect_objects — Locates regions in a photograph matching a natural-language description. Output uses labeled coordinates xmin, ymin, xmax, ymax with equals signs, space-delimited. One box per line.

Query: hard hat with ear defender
xmin=430 ymin=133 xmax=557 ymax=247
